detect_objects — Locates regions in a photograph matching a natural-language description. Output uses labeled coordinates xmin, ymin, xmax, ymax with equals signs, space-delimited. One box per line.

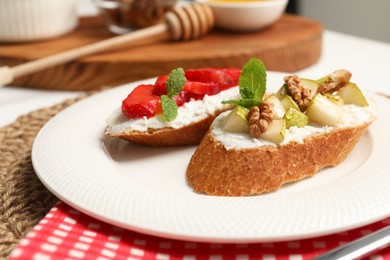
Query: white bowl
xmin=0 ymin=0 xmax=78 ymax=42
xmin=196 ymin=0 xmax=288 ymax=32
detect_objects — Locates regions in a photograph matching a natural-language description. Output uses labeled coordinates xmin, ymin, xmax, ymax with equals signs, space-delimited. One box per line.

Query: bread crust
xmin=186 ymin=118 xmax=375 ymax=196
xmin=105 ymin=111 xmax=221 ymax=147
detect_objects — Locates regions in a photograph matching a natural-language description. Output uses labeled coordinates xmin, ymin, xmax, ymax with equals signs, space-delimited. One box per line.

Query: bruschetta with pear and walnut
xmin=186 ymin=58 xmax=376 ymax=196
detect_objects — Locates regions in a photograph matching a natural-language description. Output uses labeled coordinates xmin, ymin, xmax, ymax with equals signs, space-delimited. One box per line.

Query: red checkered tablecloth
xmin=8 ymin=202 xmax=390 ymax=260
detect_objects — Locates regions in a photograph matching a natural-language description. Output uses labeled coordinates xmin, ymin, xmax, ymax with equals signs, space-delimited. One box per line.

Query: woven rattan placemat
xmin=0 ymin=95 xmax=90 ymax=258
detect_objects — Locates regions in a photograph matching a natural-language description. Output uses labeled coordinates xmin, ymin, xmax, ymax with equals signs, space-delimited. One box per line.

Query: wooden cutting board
xmin=0 ymin=14 xmax=323 ymax=91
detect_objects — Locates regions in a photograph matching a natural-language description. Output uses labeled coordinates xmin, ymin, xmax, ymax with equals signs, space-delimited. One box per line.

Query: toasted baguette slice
xmin=105 ymin=87 xmax=238 ymax=147
xmin=105 ymin=111 xmax=223 ymax=147
xmin=186 ymin=108 xmax=376 ymax=196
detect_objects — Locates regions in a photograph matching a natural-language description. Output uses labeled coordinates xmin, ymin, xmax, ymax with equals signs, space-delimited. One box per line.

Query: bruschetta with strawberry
xmin=105 ymin=67 xmax=241 ymax=146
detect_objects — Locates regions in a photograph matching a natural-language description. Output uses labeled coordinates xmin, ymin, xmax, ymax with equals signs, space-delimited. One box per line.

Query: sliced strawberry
xmin=153 ymin=74 xmax=219 ymax=97
xmin=123 ymin=68 xmax=242 ymax=119
xmin=185 ymin=68 xmax=241 ymax=90
xmin=153 ymin=75 xmax=168 ymax=95
xmin=183 ymin=81 xmax=219 ymax=96
xmin=172 ymin=90 xmax=189 ymax=106
xmin=185 ymin=92 xmax=204 ymax=101
xmin=122 ymin=84 xmax=162 ymax=119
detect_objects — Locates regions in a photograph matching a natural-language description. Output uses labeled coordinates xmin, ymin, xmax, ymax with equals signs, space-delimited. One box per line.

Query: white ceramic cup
xmin=0 ymin=0 xmax=78 ymax=42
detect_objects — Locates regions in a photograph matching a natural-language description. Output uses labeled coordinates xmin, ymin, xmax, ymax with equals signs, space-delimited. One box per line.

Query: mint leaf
xmin=239 ymin=88 xmax=255 ymax=100
xmin=161 ymin=95 xmax=178 ymax=121
xmin=221 ymin=58 xmax=267 ymax=109
xmin=239 ymin=58 xmax=266 ymax=102
xmin=160 ymin=67 xmax=186 ymax=121
xmin=166 ymin=67 xmax=186 ymax=97
xmin=222 ymin=99 xmax=259 ymax=108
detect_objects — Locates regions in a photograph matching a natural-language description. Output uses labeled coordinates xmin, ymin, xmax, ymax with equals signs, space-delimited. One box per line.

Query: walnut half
xmin=247 ymin=101 xmax=274 ymax=138
xmin=284 ymin=75 xmax=312 ymax=112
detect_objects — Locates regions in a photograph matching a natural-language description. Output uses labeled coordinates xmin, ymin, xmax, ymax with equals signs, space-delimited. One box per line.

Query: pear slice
xmin=280 ymin=95 xmax=300 ymax=111
xmin=275 ymin=84 xmax=289 ymax=100
xmin=318 ymin=70 xmax=352 ymax=87
xmin=221 ymin=106 xmax=249 ymax=133
xmin=283 ymin=107 xmax=308 ymax=129
xmin=301 ymin=78 xmax=320 ymax=98
xmin=265 ymin=94 xmax=286 ymax=119
xmin=306 ymin=94 xmax=343 ymax=126
xmin=336 ymin=82 xmax=369 ymax=106
xmin=259 ymin=119 xmax=286 ymax=143
xmin=324 ymin=93 xmax=344 ymax=107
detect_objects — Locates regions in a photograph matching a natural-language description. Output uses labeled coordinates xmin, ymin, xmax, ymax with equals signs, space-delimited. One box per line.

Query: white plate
xmin=32 ymin=72 xmax=390 ymax=243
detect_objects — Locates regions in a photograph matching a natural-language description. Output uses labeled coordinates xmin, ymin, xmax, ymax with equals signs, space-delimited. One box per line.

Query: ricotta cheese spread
xmin=106 ymin=86 xmax=240 ymax=134
xmin=211 ymin=103 xmax=377 ymax=150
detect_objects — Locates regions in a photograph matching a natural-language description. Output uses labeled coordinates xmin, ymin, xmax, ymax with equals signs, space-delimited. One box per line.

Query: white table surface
xmin=1 ymin=0 xmax=389 ymax=128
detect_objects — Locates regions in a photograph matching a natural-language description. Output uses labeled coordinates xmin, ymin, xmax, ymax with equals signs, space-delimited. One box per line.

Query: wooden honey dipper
xmin=0 ymin=3 xmax=214 ymax=88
